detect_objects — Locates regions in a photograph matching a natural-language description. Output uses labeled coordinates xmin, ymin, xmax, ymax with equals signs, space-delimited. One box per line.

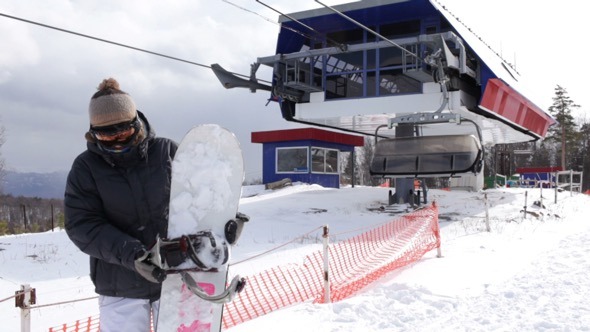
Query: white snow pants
xmin=98 ymin=295 xmax=160 ymax=332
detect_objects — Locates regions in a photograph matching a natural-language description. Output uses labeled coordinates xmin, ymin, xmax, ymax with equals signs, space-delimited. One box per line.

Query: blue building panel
xmin=253 ymin=129 xmax=364 ymax=189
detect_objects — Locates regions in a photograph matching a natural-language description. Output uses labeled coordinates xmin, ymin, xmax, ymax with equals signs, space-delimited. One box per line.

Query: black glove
xmin=159 ymin=239 xmax=189 ymax=268
xmin=134 ymin=249 xmax=167 ymax=283
xmin=224 ymin=212 xmax=250 ymax=245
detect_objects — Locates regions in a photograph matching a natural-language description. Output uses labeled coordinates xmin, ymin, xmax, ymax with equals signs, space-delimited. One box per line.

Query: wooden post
xmin=51 ymin=204 xmax=55 ymax=231
xmin=15 ymin=284 xmax=35 ymax=332
xmin=265 ymin=178 xmax=292 ymax=190
xmin=351 ymin=149 xmax=356 ymax=188
xmin=554 ymin=174 xmax=558 ymax=204
xmin=322 ymin=225 xmax=330 ymax=303
xmin=433 ymin=202 xmax=442 ymax=258
xmin=484 ymin=193 xmax=491 ymax=232
xmin=524 ymin=191 xmax=529 ymax=219
xmin=21 ymin=205 xmax=27 ymax=232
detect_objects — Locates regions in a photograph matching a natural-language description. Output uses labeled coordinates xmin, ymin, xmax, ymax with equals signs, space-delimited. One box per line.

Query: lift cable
xmin=0 ymin=11 xmax=271 ymax=83
xmin=254 ymin=0 xmax=347 ymax=50
xmin=222 ymin=0 xmax=326 ymax=45
xmin=314 ymin=0 xmax=420 ymax=60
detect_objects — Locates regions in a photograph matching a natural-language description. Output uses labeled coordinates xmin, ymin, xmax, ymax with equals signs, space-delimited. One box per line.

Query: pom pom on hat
xmin=89 ymin=78 xmax=137 ymax=127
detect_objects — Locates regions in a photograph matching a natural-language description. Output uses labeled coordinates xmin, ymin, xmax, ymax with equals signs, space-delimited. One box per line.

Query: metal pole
xmin=322 ymin=225 xmax=330 ymax=303
xmin=484 ymin=193 xmax=491 ymax=232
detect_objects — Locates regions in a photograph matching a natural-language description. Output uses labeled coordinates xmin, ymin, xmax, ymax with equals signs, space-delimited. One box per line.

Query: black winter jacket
xmin=64 ymin=112 xmax=177 ymax=301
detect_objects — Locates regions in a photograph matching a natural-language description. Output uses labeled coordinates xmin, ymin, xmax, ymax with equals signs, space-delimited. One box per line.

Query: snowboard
xmin=156 ymin=124 xmax=244 ymax=332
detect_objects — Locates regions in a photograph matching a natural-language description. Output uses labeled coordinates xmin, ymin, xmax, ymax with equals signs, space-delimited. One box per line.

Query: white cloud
xmin=0 ymin=0 xmax=588 ymax=178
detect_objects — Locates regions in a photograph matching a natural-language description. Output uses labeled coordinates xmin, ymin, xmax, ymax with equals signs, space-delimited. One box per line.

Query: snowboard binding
xmin=149 ymin=231 xmax=229 ymax=271
xmin=148 ymin=231 xmax=246 ymax=303
xmin=224 ymin=211 xmax=250 ymax=245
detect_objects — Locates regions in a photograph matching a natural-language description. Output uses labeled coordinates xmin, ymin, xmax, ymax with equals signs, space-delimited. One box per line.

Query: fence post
xmin=51 ymin=204 xmax=55 ymax=231
xmin=555 ymin=173 xmax=558 ymax=204
xmin=16 ymin=284 xmax=35 ymax=332
xmin=524 ymin=191 xmax=529 ymax=219
xmin=433 ymin=201 xmax=442 ymax=258
xmin=570 ymin=170 xmax=574 ymax=196
xmin=484 ymin=193 xmax=491 ymax=232
xmin=322 ymin=225 xmax=330 ymax=303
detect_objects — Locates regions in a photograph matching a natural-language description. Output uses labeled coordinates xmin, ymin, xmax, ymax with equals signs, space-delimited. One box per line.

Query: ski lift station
xmin=213 ymin=0 xmax=556 ymax=202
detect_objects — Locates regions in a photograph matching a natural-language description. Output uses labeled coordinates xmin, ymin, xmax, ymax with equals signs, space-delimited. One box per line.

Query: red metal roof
xmin=516 ymin=166 xmax=563 ymax=173
xmin=252 ymin=128 xmax=364 ymax=146
xmin=480 ymin=79 xmax=556 ymax=138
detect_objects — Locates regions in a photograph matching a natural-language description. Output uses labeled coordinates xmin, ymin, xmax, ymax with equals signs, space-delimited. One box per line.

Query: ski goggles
xmin=90 ymin=116 xmax=140 ymax=143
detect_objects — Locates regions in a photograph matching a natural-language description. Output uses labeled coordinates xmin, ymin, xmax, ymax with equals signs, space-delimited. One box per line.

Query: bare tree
xmin=358 ymin=138 xmax=377 ymax=185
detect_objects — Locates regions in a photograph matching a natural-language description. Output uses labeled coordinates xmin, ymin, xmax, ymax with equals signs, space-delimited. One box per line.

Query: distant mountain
xmin=1 ymin=170 xmax=68 ymax=199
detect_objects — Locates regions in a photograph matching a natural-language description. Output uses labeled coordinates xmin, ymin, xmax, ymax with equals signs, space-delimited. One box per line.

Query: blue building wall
xmin=261 ymin=139 xmax=355 ymax=188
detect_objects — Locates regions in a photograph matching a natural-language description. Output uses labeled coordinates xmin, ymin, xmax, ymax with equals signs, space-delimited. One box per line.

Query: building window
xmin=378 ymin=68 xmax=421 ymax=95
xmin=311 ymin=147 xmax=339 ymax=174
xmin=277 ymin=147 xmax=309 ymax=173
xmin=326 ymin=72 xmax=364 ymax=99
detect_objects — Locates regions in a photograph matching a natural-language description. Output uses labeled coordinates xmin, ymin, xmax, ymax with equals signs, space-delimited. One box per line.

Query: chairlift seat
xmin=370 ymin=134 xmax=483 ymax=177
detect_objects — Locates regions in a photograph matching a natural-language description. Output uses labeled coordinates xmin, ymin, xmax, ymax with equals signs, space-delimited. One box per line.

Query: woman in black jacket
xmin=65 ymin=78 xmax=177 ymax=331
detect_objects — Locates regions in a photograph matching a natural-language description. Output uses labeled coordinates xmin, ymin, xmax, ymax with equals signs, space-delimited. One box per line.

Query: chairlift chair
xmin=370 ymin=118 xmax=484 ymax=178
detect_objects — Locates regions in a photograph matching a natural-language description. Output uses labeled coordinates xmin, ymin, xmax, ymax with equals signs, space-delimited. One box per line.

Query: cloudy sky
xmin=0 ymin=0 xmax=587 ymax=181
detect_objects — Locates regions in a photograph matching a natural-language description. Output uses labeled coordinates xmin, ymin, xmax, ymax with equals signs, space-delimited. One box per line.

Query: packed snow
xmin=168 ymin=124 xmax=242 ymax=238
xmin=1 ymin=183 xmax=589 ymax=331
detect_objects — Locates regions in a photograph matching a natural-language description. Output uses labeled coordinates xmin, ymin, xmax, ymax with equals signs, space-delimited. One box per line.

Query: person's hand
xmin=224 ymin=212 xmax=250 ymax=245
xmin=134 ymin=249 xmax=166 ymax=283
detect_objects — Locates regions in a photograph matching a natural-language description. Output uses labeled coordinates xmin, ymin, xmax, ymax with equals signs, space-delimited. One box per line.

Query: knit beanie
xmin=88 ymin=78 xmax=137 ymax=127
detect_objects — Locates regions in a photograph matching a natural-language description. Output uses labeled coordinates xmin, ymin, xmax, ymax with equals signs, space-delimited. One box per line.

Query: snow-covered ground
xmin=1 ymin=183 xmax=589 ymax=331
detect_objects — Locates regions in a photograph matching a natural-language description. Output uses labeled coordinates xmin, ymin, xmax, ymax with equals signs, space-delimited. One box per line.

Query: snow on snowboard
xmin=155 ymin=124 xmax=245 ymax=331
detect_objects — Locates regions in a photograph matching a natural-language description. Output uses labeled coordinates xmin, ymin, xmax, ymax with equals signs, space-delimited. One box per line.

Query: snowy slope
xmin=1 ymin=184 xmax=589 ymax=331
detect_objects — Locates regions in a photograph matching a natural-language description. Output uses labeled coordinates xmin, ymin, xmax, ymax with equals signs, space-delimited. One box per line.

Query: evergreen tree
xmin=545 ymin=85 xmax=579 ymax=169
xmin=530 ymin=140 xmax=553 ymax=167
xmin=0 ymin=124 xmax=5 ymax=193
xmin=579 ymin=122 xmax=590 ymax=190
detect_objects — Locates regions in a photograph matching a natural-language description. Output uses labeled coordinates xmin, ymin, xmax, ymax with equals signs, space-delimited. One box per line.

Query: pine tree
xmin=545 ymin=85 xmax=579 ymax=169
xmin=0 ymin=124 xmax=5 ymax=194
xmin=579 ymin=122 xmax=590 ymax=190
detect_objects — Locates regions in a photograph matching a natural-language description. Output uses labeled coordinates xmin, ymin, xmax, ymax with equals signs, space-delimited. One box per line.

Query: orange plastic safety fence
xmin=222 ymin=204 xmax=440 ymax=329
xmin=48 ymin=315 xmax=100 ymax=332
xmin=320 ymin=205 xmax=440 ymax=303
xmin=49 ymin=205 xmax=439 ymax=331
